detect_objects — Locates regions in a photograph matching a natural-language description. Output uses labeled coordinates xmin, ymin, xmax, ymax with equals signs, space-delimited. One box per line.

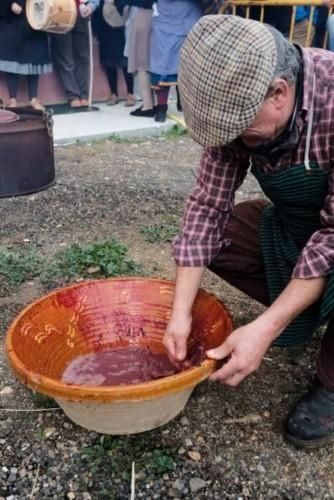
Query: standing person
xmin=163 ymin=15 xmax=334 ymax=449
xmin=0 ymin=0 xmax=51 ymax=109
xmin=327 ymin=13 xmax=334 ymax=51
xmin=50 ymin=0 xmax=100 ymax=108
xmin=93 ymin=0 xmax=135 ymax=106
xmin=150 ymin=0 xmax=202 ymax=123
xmin=121 ymin=0 xmax=155 ymax=117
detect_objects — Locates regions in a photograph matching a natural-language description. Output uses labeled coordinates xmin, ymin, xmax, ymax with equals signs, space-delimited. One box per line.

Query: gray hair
xmin=266 ymin=24 xmax=301 ymax=86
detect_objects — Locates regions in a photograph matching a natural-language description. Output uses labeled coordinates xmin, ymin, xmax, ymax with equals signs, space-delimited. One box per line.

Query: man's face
xmin=239 ymin=79 xmax=296 ymax=149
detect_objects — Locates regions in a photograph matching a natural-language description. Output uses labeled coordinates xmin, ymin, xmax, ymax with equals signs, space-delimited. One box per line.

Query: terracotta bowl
xmin=6 ymin=278 xmax=233 ymax=434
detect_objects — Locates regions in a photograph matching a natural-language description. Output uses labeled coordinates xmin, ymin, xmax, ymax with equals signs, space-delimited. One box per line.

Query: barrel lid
xmin=0 ymin=109 xmax=19 ymax=123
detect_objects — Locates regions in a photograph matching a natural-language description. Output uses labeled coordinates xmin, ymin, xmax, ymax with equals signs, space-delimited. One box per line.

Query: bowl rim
xmin=6 ymin=277 xmax=233 ymax=402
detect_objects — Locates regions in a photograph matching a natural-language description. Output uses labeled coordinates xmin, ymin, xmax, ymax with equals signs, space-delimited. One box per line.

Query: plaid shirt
xmin=173 ymin=47 xmax=334 ymax=279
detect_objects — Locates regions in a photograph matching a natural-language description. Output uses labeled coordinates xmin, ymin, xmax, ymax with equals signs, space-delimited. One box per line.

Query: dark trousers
xmin=105 ymin=66 xmax=134 ymax=96
xmin=208 ymin=200 xmax=334 ymax=389
xmin=6 ymin=73 xmax=38 ymax=99
xmin=51 ymin=17 xmax=89 ymax=101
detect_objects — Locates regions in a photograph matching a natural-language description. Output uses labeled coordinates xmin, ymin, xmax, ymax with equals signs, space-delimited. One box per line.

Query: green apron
xmin=252 ymin=162 xmax=334 ymax=346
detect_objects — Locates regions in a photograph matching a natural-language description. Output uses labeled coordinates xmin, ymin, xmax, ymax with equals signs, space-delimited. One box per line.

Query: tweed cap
xmin=178 ymin=15 xmax=278 ymax=147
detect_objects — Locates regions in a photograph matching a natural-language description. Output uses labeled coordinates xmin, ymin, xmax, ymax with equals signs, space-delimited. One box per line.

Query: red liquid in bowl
xmin=61 ymin=344 xmax=205 ymax=386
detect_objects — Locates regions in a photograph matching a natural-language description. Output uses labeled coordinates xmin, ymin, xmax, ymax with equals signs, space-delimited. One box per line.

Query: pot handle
xmin=43 ymin=108 xmax=54 ymax=138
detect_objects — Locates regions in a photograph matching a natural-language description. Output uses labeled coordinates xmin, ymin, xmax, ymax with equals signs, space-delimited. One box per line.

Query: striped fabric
xmin=255 ymin=163 xmax=334 ymax=346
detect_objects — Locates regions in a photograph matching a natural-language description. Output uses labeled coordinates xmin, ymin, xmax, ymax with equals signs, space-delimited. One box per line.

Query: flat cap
xmin=178 ymin=15 xmax=277 ymax=147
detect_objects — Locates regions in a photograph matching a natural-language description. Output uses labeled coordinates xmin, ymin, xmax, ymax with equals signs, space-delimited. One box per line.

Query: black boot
xmin=285 ymin=378 xmax=334 ymax=449
xmin=155 ymin=104 xmax=167 ymax=123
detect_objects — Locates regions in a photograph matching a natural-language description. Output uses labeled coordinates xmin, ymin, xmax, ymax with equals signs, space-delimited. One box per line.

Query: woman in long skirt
xmin=0 ymin=0 xmax=51 ymax=109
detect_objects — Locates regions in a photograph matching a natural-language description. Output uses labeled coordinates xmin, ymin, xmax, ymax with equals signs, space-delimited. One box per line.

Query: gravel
xmin=0 ymin=136 xmax=334 ymax=499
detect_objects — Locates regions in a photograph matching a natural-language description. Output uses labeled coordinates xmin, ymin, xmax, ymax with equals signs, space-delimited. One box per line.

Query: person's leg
xmin=317 ymin=318 xmax=334 ymax=389
xmin=312 ymin=6 xmax=328 ymax=48
xmin=51 ymin=31 xmax=81 ymax=105
xmin=155 ymin=86 xmax=169 ymax=123
xmin=72 ymin=17 xmax=90 ymax=104
xmin=27 ymin=75 xmax=44 ymax=110
xmin=327 ymin=14 xmax=334 ymax=52
xmin=208 ymin=199 xmax=270 ymax=306
xmin=130 ymin=70 xmax=155 ymax=117
xmin=122 ymin=67 xmax=135 ymax=106
xmin=6 ymin=73 xmax=19 ymax=107
xmin=105 ymin=67 xmax=119 ymax=105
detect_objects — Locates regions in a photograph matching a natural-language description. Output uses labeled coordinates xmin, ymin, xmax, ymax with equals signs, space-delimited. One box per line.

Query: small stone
xmin=86 ymin=265 xmax=101 ymax=274
xmin=178 ymin=447 xmax=186 ymax=455
xmin=188 ymin=450 xmax=201 ymax=462
xmin=213 ymin=455 xmax=223 ymax=464
xmin=172 ymin=479 xmax=185 ymax=491
xmin=189 ymin=478 xmax=206 ymax=493
xmin=67 ymin=493 xmax=75 ymax=500
xmin=184 ymin=439 xmax=193 ymax=447
xmin=0 ymin=387 xmax=14 ymax=396
xmin=180 ymin=417 xmax=189 ymax=426
xmin=44 ymin=427 xmax=56 ymax=439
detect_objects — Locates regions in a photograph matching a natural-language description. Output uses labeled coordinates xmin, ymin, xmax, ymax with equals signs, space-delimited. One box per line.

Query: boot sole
xmin=284 ymin=429 xmax=334 ymax=449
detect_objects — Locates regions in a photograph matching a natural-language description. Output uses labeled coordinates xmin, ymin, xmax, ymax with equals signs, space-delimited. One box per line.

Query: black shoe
xmin=285 ymin=379 xmax=334 ymax=449
xmin=154 ymin=105 xmax=167 ymax=123
xmin=130 ymin=106 xmax=155 ymax=117
xmin=176 ymin=86 xmax=182 ymax=112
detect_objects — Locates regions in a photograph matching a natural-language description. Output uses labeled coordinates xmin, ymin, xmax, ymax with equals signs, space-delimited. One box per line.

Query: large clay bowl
xmin=6 ymin=278 xmax=233 ymax=434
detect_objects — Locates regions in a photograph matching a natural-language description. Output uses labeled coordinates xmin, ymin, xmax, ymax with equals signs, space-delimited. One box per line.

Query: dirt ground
xmin=0 ymin=135 xmax=333 ymax=499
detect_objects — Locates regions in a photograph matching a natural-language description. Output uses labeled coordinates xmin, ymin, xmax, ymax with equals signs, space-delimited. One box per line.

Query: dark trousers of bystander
xmin=50 ymin=17 xmax=89 ymax=101
xmin=208 ymin=199 xmax=334 ymax=389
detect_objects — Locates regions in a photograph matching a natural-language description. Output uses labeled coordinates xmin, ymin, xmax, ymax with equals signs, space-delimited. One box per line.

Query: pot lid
xmin=0 ymin=109 xmax=19 ymax=123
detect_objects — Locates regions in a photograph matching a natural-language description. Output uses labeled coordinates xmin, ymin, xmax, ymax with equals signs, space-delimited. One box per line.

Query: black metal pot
xmin=0 ymin=107 xmax=55 ymax=198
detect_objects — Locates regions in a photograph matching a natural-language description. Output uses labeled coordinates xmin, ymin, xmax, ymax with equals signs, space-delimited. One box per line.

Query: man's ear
xmin=270 ymin=79 xmax=290 ymax=109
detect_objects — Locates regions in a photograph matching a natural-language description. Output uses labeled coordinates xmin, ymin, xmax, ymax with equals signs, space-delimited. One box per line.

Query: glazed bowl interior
xmin=6 ymin=278 xmax=233 ymax=402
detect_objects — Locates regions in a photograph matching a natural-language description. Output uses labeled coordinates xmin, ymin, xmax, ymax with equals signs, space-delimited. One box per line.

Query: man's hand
xmin=163 ymin=310 xmax=192 ymax=362
xmin=206 ymin=319 xmax=274 ymax=386
xmin=11 ymin=2 xmax=22 ymax=14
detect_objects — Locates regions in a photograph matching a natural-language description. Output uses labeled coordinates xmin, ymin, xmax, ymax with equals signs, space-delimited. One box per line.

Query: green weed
xmin=31 ymin=392 xmax=56 ymax=409
xmin=0 ymin=246 xmax=42 ymax=284
xmin=159 ymin=124 xmax=187 ymax=139
xmin=80 ymin=434 xmax=176 ymax=477
xmin=42 ymin=240 xmax=141 ymax=283
xmin=140 ymin=217 xmax=179 ymax=244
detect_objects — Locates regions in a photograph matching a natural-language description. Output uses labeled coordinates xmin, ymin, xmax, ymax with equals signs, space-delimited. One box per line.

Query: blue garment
xmin=150 ymin=0 xmax=202 ymax=77
xmin=328 ymin=14 xmax=334 ymax=51
xmin=295 ymin=5 xmax=320 ymax=26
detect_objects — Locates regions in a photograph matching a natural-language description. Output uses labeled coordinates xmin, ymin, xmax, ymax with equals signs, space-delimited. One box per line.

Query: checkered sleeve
xmin=292 ymin=169 xmax=334 ymax=279
xmin=172 ymin=146 xmax=248 ymax=267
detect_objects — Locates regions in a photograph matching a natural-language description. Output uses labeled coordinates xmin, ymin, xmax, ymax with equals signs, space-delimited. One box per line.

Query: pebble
xmin=180 ymin=417 xmax=189 ymax=426
xmin=188 ymin=450 xmax=201 ymax=462
xmin=189 ymin=478 xmax=206 ymax=493
xmin=67 ymin=493 xmax=75 ymax=500
xmin=43 ymin=427 xmax=56 ymax=439
xmin=0 ymin=386 xmax=14 ymax=396
xmin=172 ymin=479 xmax=185 ymax=491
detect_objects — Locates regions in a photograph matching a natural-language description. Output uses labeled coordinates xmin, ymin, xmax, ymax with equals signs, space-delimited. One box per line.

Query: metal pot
xmin=0 ymin=107 xmax=55 ymax=198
